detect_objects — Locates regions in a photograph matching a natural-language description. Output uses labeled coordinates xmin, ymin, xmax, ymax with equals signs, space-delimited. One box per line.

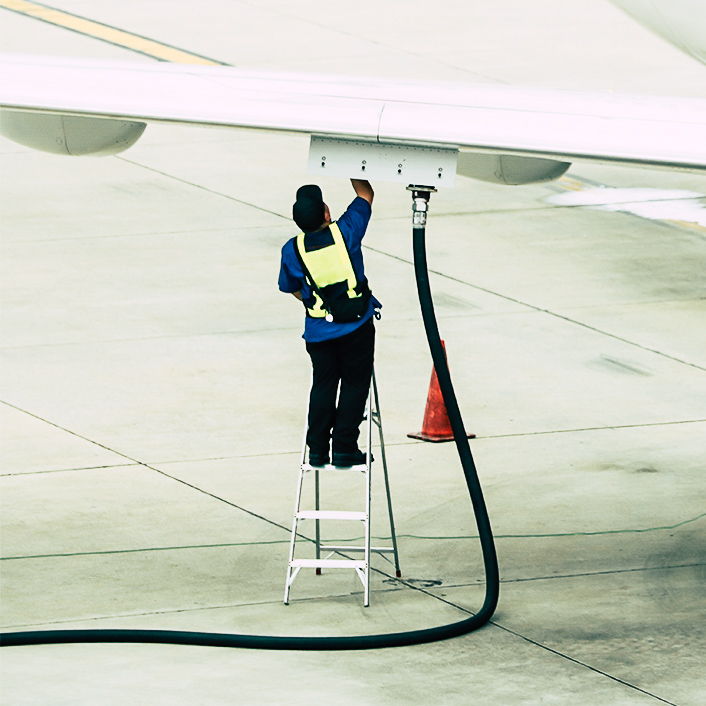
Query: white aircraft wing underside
xmin=1 ymin=54 xmax=706 ymax=172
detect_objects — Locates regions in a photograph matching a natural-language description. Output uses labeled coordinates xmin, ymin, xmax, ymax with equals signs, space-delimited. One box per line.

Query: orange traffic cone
xmin=408 ymin=341 xmax=476 ymax=442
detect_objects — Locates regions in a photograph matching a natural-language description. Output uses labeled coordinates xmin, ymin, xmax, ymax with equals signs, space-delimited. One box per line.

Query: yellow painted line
xmin=557 ymin=176 xmax=585 ymax=192
xmin=670 ymin=219 xmax=706 ymax=232
xmin=0 ymin=0 xmax=225 ymax=65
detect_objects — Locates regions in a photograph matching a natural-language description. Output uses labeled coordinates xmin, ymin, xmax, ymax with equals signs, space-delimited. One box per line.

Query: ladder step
xmin=290 ymin=559 xmax=367 ymax=569
xmin=302 ymin=463 xmax=367 ymax=472
xmin=320 ymin=545 xmax=396 ymax=553
xmin=296 ymin=510 xmax=366 ymax=521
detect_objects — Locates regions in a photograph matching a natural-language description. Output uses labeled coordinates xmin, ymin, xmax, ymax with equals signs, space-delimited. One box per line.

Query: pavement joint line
xmin=6 ymin=525 xmax=704 ymax=562
xmin=364 ymin=243 xmax=706 ymax=372
xmin=393 ymin=512 xmax=706 ymax=540
xmin=0 ymin=325 xmax=305 ymax=350
xmin=0 ymin=308 xmax=697 ymax=349
xmin=369 ymin=571 xmax=681 ymax=703
xmin=430 ymin=562 xmax=706 ymax=591
xmin=0 ymin=400 xmax=147 ymax=465
xmin=116 ymin=156 xmax=290 ymax=221
xmin=1 ymin=463 xmax=143 ymax=476
xmin=6 ymin=549 xmax=702 ymax=591
xmin=499 ymin=562 xmax=706 ymax=584
xmin=477 ymin=417 xmax=706 ymax=439
xmin=120 ymin=463 xmax=296 ymax=536
xmin=1 ymin=541 xmax=293 ymax=561
xmin=2 ymin=398 xmax=703 ymax=478
xmin=1 ymin=222 xmax=291 ymax=245
xmin=487 ymin=621 xmax=679 ymax=706
xmin=125 ymin=418 xmax=706 ymax=465
xmin=1 ymin=585 xmax=412 ymax=631
xmin=537 ymin=296 xmax=706 ymax=312
xmin=0 ymin=401 xmax=296 ymax=537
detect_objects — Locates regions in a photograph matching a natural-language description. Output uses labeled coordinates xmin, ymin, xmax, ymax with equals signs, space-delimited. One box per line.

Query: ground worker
xmin=278 ymin=179 xmax=380 ymax=467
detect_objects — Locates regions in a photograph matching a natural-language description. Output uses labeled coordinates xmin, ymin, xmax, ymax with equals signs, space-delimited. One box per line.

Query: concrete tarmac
xmin=1 ymin=1 xmax=705 ymax=704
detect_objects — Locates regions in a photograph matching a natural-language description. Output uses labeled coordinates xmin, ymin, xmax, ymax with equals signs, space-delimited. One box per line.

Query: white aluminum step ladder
xmin=284 ymin=367 xmax=401 ymax=607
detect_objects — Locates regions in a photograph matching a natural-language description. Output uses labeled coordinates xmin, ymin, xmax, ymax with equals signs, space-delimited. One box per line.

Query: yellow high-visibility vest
xmin=295 ymin=223 xmax=366 ymax=320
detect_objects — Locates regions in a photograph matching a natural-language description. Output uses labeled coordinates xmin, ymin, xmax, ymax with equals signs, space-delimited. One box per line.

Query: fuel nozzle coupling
xmin=407 ymin=185 xmax=437 ymax=227
xmin=412 ymin=196 xmax=429 ymax=227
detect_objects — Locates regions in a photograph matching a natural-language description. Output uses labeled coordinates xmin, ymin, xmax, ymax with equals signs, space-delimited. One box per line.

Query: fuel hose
xmin=0 ymin=190 xmax=499 ymax=650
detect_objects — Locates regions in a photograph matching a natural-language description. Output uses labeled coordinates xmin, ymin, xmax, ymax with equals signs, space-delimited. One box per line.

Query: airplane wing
xmin=2 ymin=54 xmax=706 ymax=185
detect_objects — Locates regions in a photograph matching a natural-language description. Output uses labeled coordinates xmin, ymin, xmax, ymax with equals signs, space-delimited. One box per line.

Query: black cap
xmin=293 ymin=184 xmax=325 ymax=232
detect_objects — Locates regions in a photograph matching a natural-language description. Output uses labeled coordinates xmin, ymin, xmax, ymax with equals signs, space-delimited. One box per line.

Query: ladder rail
xmin=315 ymin=468 xmax=321 ymax=569
xmin=284 ymin=379 xmax=316 ymax=604
xmin=283 ymin=442 xmax=307 ymax=604
xmin=371 ymin=373 xmax=401 ymax=577
xmin=364 ymin=387 xmax=372 ymax=606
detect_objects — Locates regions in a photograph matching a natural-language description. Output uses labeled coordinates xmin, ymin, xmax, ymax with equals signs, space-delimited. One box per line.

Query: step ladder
xmin=284 ymin=367 xmax=401 ymax=607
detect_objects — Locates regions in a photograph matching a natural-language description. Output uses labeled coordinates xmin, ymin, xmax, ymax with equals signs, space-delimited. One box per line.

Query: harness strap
xmin=294 ymin=223 xmax=363 ymax=318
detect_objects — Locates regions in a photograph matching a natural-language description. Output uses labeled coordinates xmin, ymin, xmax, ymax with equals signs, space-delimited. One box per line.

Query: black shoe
xmin=332 ymin=450 xmax=373 ymax=467
xmin=308 ymin=452 xmax=329 ymax=467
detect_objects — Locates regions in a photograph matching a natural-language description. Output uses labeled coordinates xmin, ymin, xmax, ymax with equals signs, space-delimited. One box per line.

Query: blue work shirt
xmin=279 ymin=196 xmax=381 ymax=342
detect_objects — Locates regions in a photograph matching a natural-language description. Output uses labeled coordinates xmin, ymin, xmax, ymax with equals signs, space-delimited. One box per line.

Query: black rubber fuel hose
xmin=0 ymin=221 xmax=499 ymax=650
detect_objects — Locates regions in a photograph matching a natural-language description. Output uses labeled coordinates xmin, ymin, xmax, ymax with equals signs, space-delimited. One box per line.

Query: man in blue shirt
xmin=279 ymin=179 xmax=380 ymax=467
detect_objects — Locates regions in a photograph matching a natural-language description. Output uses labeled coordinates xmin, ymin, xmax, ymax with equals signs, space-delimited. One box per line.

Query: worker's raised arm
xmin=351 ymin=179 xmax=374 ymax=205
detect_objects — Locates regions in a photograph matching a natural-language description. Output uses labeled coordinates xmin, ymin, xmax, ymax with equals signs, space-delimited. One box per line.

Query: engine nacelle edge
xmin=458 ymin=152 xmax=571 ymax=185
xmin=0 ymin=110 xmax=146 ymax=156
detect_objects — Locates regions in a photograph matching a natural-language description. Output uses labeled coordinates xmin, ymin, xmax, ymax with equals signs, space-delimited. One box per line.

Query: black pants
xmin=305 ymin=318 xmax=375 ymax=456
